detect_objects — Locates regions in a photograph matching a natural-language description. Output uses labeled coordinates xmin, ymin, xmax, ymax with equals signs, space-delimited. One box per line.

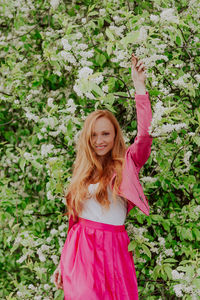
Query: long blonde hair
xmin=64 ymin=109 xmax=128 ymax=221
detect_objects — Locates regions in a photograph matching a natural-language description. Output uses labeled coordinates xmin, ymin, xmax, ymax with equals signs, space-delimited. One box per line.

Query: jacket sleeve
xmin=127 ymin=91 xmax=153 ymax=173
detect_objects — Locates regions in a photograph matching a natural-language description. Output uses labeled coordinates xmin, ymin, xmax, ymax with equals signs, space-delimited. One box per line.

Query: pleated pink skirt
xmin=60 ymin=217 xmax=138 ymax=300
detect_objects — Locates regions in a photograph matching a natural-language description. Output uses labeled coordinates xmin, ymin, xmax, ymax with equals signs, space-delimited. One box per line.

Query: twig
xmin=103 ymin=74 xmax=133 ymax=100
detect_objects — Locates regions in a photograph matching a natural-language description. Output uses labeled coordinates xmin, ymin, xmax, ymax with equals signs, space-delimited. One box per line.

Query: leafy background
xmin=0 ymin=0 xmax=199 ymax=299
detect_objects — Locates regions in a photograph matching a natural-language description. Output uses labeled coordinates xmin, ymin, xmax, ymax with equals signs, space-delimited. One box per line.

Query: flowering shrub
xmin=0 ymin=0 xmax=199 ymax=299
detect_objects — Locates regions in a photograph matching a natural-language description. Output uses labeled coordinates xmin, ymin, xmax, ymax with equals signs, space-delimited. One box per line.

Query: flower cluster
xmin=148 ymin=100 xmax=188 ymax=137
xmin=172 ymin=268 xmax=200 ymax=298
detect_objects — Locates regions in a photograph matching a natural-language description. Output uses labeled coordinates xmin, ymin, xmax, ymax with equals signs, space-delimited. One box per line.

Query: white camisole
xmin=79 ymin=182 xmax=127 ymax=225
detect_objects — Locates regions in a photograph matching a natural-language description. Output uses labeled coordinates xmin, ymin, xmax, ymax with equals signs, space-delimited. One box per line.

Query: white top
xmin=79 ymin=182 xmax=127 ymax=225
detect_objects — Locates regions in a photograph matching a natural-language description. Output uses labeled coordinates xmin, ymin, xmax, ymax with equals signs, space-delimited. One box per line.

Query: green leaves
xmin=141 ymin=244 xmax=151 ymax=259
xmin=1 ymin=0 xmax=200 ymax=299
xmin=95 ymin=53 xmax=107 ymax=67
xmin=120 ymin=31 xmax=140 ymax=47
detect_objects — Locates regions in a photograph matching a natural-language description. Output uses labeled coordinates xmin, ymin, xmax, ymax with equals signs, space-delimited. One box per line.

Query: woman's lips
xmin=96 ymin=145 xmax=106 ymax=150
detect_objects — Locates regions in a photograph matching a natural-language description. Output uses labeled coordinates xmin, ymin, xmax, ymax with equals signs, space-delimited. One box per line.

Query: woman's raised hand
xmin=131 ymin=53 xmax=147 ymax=94
xmin=53 ymin=263 xmax=63 ymax=290
xmin=131 ymin=53 xmax=147 ymax=84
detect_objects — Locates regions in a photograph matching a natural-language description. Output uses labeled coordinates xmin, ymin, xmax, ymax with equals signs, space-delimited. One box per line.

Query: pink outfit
xmin=60 ymin=218 xmax=138 ymax=300
xmin=60 ymin=92 xmax=153 ymax=299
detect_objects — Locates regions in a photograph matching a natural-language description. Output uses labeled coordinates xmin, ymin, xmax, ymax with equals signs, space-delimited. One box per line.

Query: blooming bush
xmin=0 ymin=0 xmax=199 ymax=299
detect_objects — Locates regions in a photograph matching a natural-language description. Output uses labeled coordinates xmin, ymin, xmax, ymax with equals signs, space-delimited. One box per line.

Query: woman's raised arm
xmin=127 ymin=54 xmax=153 ymax=173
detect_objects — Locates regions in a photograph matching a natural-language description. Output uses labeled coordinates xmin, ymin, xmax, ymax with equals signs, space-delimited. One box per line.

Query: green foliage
xmin=0 ymin=0 xmax=199 ymax=299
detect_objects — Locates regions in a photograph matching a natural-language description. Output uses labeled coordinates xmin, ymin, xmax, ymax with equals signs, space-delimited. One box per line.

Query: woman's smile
xmin=96 ymin=145 xmax=107 ymax=150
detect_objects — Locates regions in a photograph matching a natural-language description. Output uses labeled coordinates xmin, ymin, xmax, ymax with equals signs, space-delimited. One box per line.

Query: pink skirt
xmin=60 ymin=217 xmax=138 ymax=300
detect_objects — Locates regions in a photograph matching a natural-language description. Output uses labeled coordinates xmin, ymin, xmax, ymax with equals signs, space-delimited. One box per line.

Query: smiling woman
xmin=53 ymin=53 xmax=153 ymax=300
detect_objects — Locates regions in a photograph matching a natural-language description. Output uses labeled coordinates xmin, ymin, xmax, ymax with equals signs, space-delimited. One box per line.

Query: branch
xmin=6 ymin=25 xmax=37 ymax=42
xmin=103 ymin=74 xmax=133 ymax=100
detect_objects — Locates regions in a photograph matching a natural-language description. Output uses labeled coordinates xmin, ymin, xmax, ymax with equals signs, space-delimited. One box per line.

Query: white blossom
xmin=35 ymin=296 xmax=42 ymax=300
xmin=37 ymin=248 xmax=46 ymax=262
xmin=150 ymin=122 xmax=187 ymax=137
xmin=25 ymin=111 xmax=39 ymax=122
xmin=194 ymin=74 xmax=200 ymax=82
xmin=78 ymin=67 xmax=93 ymax=79
xmin=50 ymin=0 xmax=60 ymax=10
xmin=175 ymin=136 xmax=182 ymax=145
xmin=113 ymin=15 xmax=124 ymax=23
xmin=140 ymin=176 xmax=157 ymax=183
xmin=160 ymin=8 xmax=179 ymax=24
xmin=17 ymin=291 xmax=23 ymax=297
xmin=51 ymin=254 xmax=59 ymax=265
xmin=47 ymin=190 xmax=54 ymax=200
xmin=164 ymin=248 xmax=174 ymax=257
xmin=65 ymin=65 xmax=72 ymax=72
xmin=158 ymin=237 xmax=165 ymax=246
xmin=183 ymin=151 xmax=192 ymax=167
xmin=50 ymin=229 xmax=58 ymax=236
xmin=40 ymin=116 xmax=55 ymax=128
xmin=46 ymin=237 xmax=52 ymax=243
xmin=61 ymin=38 xmax=72 ymax=51
xmin=73 ymin=83 xmax=83 ymax=97
xmin=81 ymin=18 xmax=86 ymax=24
xmin=173 ymin=284 xmax=184 ymax=297
xmin=85 ymin=91 xmax=94 ymax=99
xmin=43 ymin=284 xmax=50 ymax=290
xmin=91 ymin=74 xmax=104 ymax=85
xmin=149 ymin=100 xmax=167 ymax=128
xmin=172 ymin=270 xmax=185 ymax=280
xmin=109 ymin=25 xmax=126 ymax=37
xmin=77 ymin=43 xmax=88 ymax=50
xmin=156 ymin=253 xmax=163 ymax=265
xmin=16 ymin=254 xmax=28 ymax=264
xmin=150 ymin=15 xmax=159 ymax=22
xmin=119 ymin=61 xmax=130 ymax=68
xmin=138 ymin=27 xmax=148 ymax=42
xmin=74 ymin=32 xmax=83 ymax=40
xmin=60 ymin=51 xmax=76 ymax=64
xmin=79 ymin=59 xmax=93 ymax=67
xmin=102 ymin=85 xmax=109 ymax=93
xmin=41 ymin=144 xmax=54 ymax=157
xmin=41 ymin=245 xmax=50 ymax=252
xmin=79 ymin=49 xmax=94 ymax=59
xmin=59 ymin=224 xmax=67 ymax=231
xmin=47 ymin=97 xmax=55 ymax=107
xmin=28 ymin=284 xmax=36 ymax=290
xmin=142 ymin=54 xmax=168 ymax=68
xmin=188 ymin=132 xmax=195 ymax=136
xmin=99 ymin=9 xmax=106 ymax=16
xmin=24 ymin=152 xmax=33 ymax=160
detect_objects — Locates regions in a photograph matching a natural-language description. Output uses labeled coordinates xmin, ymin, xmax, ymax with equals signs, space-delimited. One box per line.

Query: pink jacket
xmin=66 ymin=92 xmax=153 ymax=235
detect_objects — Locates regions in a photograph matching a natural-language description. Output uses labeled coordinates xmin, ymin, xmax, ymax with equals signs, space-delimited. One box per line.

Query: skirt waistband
xmin=78 ymin=217 xmax=125 ymax=232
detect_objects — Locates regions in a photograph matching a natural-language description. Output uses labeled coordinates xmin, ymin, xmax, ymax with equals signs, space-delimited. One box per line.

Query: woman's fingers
xmin=131 ymin=57 xmax=137 ymax=68
xmin=53 ymin=268 xmax=63 ymax=289
xmin=58 ymin=271 xmax=63 ymax=289
xmin=134 ymin=59 xmax=145 ymax=72
xmin=131 ymin=54 xmax=145 ymax=71
xmin=138 ymin=63 xmax=145 ymax=72
xmin=131 ymin=53 xmax=138 ymax=65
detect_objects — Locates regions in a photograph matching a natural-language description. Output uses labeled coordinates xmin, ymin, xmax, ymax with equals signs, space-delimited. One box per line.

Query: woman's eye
xmin=103 ymin=133 xmax=109 ymax=135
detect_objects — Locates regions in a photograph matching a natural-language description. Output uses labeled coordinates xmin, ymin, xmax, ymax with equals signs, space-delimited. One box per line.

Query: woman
xmin=53 ymin=53 xmax=153 ymax=299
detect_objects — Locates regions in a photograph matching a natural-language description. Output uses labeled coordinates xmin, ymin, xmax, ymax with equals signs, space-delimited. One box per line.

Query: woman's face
xmin=91 ymin=117 xmax=115 ymax=156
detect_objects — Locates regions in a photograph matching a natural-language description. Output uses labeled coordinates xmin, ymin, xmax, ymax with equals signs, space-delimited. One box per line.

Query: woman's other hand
xmin=53 ymin=263 xmax=63 ymax=290
xmin=131 ymin=53 xmax=146 ymax=94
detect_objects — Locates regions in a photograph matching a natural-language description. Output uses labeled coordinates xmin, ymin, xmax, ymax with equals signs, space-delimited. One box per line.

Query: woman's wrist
xmin=133 ymin=81 xmax=146 ymax=95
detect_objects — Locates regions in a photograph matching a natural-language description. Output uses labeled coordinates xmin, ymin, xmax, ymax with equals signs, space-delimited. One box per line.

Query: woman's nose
xmin=96 ymin=135 xmax=103 ymax=144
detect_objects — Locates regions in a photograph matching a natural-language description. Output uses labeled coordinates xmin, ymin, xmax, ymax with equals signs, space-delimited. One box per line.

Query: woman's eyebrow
xmin=92 ymin=130 xmax=110 ymax=134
